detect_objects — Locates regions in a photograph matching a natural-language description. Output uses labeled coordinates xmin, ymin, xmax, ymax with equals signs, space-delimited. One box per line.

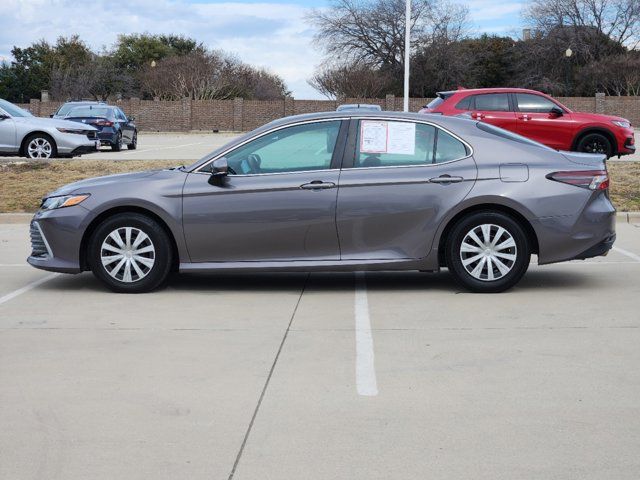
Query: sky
xmin=0 ymin=0 xmax=524 ymax=99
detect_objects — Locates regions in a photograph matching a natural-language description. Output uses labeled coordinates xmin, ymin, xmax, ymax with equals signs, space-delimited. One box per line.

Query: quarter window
xmin=515 ymin=93 xmax=559 ymax=113
xmin=223 ymin=121 xmax=341 ymax=175
xmin=472 ymin=94 xmax=510 ymax=112
xmin=435 ymin=130 xmax=469 ymax=163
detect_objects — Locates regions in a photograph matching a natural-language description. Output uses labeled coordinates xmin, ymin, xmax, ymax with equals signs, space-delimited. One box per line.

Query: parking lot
xmin=1 ymin=214 xmax=640 ymax=479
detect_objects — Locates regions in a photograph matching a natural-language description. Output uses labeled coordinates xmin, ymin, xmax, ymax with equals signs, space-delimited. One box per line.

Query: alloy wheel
xmin=27 ymin=137 xmax=53 ymax=159
xmin=100 ymin=227 xmax=156 ymax=283
xmin=459 ymin=223 xmax=517 ymax=282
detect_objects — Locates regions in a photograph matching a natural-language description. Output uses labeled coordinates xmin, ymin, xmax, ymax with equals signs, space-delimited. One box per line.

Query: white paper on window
xmin=360 ymin=120 xmax=416 ymax=155
xmin=360 ymin=121 xmax=388 ymax=153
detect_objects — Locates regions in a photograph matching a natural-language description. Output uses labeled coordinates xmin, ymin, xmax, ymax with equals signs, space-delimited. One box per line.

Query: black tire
xmin=127 ymin=131 xmax=137 ymax=150
xmin=445 ymin=211 xmax=530 ymax=293
xmin=88 ymin=213 xmax=173 ymax=293
xmin=23 ymin=133 xmax=58 ymax=159
xmin=576 ymin=132 xmax=613 ymax=157
xmin=111 ymin=132 xmax=123 ymax=152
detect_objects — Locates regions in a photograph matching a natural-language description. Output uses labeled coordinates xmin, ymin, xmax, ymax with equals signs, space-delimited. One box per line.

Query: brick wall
xmin=18 ymin=94 xmax=640 ymax=132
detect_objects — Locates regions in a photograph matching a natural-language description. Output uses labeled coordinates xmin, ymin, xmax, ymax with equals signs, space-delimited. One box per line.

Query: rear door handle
xmin=471 ymin=112 xmax=485 ymax=119
xmin=300 ymin=180 xmax=336 ymax=190
xmin=429 ymin=175 xmax=464 ymax=184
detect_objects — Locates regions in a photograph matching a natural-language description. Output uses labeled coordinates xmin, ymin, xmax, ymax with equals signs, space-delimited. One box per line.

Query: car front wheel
xmin=25 ymin=133 xmax=57 ymax=159
xmin=576 ymin=133 xmax=612 ymax=157
xmin=127 ymin=131 xmax=137 ymax=150
xmin=445 ymin=212 xmax=530 ymax=293
xmin=88 ymin=213 xmax=173 ymax=293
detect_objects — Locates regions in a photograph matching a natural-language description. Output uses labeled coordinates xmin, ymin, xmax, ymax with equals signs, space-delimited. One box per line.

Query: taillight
xmin=547 ymin=170 xmax=609 ymax=190
xmin=94 ymin=119 xmax=113 ymax=127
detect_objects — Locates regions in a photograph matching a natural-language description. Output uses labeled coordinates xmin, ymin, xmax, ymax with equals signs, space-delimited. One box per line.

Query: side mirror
xmin=208 ymin=157 xmax=229 ymax=185
xmin=0 ymin=114 xmax=9 ymax=121
xmin=49 ymin=114 xmax=54 ymax=118
xmin=128 ymin=116 xmax=135 ymax=122
xmin=550 ymin=106 xmax=564 ymax=117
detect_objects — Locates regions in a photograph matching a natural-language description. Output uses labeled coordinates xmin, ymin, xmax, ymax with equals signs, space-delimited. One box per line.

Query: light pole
xmin=403 ymin=0 xmax=411 ymax=112
xmin=565 ymin=48 xmax=572 ymax=96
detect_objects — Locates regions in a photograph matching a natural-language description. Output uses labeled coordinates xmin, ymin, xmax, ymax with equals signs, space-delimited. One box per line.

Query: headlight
xmin=612 ymin=120 xmax=631 ymax=128
xmin=56 ymin=127 xmax=88 ymax=134
xmin=41 ymin=194 xmax=90 ymax=210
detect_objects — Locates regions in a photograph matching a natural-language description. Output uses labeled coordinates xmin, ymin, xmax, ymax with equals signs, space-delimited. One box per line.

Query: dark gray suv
xmin=27 ymin=111 xmax=616 ymax=293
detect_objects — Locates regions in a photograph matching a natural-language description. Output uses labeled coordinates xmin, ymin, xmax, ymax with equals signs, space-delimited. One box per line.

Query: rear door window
xmin=353 ymin=120 xmax=469 ymax=167
xmin=472 ymin=94 xmax=510 ymax=112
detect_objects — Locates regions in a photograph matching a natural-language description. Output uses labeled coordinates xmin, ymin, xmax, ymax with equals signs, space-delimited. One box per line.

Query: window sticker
xmin=387 ymin=121 xmax=415 ymax=155
xmin=360 ymin=120 xmax=388 ymax=153
xmin=360 ymin=120 xmax=416 ymax=155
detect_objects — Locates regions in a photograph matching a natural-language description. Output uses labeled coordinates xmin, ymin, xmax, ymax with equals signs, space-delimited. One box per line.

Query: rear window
xmin=65 ymin=107 xmax=114 ymax=118
xmin=476 ymin=122 xmax=553 ymax=150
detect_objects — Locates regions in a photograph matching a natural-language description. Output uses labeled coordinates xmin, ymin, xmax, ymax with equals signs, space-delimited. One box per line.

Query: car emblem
xmin=82 ymin=119 xmax=86 ymax=123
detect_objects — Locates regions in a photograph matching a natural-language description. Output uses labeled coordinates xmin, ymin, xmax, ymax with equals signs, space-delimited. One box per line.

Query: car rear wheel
xmin=445 ymin=212 xmax=530 ymax=293
xmin=25 ymin=133 xmax=57 ymax=159
xmin=127 ymin=131 xmax=137 ymax=150
xmin=111 ymin=133 xmax=123 ymax=152
xmin=88 ymin=213 xmax=173 ymax=293
xmin=576 ymin=133 xmax=612 ymax=157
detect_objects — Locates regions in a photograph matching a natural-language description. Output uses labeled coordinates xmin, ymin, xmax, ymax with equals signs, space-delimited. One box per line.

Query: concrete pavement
xmin=1 ymin=220 xmax=640 ymax=479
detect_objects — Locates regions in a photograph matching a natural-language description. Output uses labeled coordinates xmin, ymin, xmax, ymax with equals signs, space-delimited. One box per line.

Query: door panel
xmin=337 ymin=119 xmax=477 ymax=260
xmin=337 ymin=160 xmax=477 ymax=260
xmin=0 ymin=117 xmax=17 ymax=151
xmin=182 ymin=119 xmax=346 ymax=262
xmin=183 ymin=171 xmax=340 ymax=262
xmin=514 ymin=93 xmax=574 ymax=149
xmin=470 ymin=93 xmax=518 ymax=131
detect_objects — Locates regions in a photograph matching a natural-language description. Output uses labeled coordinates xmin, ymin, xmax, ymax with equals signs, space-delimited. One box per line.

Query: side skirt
xmin=179 ymin=257 xmax=438 ymax=273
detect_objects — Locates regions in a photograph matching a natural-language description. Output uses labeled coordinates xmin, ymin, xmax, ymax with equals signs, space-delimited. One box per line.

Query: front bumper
xmin=27 ymin=208 xmax=91 ymax=274
xmin=55 ymin=132 xmax=99 ymax=156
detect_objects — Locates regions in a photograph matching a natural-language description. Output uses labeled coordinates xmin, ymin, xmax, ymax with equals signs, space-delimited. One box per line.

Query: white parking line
xmin=613 ymin=247 xmax=640 ymax=263
xmin=0 ymin=273 xmax=59 ymax=306
xmin=355 ymin=272 xmax=378 ymax=397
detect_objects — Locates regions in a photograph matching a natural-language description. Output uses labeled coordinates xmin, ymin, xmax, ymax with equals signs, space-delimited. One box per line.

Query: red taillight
xmin=547 ymin=170 xmax=609 ymax=190
xmin=94 ymin=119 xmax=113 ymax=127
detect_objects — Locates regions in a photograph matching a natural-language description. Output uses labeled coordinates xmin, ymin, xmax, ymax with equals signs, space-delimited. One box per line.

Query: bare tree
xmin=307 ymin=0 xmax=469 ymax=74
xmin=309 ymin=60 xmax=396 ymax=98
xmin=578 ymin=52 xmax=640 ymax=95
xmin=524 ymin=0 xmax=640 ymax=50
xmin=139 ymin=50 xmax=288 ymax=100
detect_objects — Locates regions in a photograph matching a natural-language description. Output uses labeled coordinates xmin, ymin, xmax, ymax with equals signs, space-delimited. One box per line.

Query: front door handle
xmin=518 ymin=114 xmax=531 ymax=121
xmin=429 ymin=175 xmax=464 ymax=184
xmin=300 ymin=180 xmax=336 ymax=190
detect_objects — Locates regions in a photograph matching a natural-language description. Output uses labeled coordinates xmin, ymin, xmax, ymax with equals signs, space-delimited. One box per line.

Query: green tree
xmin=112 ymin=33 xmax=199 ymax=71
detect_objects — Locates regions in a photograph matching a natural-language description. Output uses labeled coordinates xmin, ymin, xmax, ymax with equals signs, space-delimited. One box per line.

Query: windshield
xmin=65 ymin=106 xmax=113 ymax=118
xmin=476 ymin=122 xmax=553 ymax=150
xmin=0 ymin=99 xmax=33 ymax=117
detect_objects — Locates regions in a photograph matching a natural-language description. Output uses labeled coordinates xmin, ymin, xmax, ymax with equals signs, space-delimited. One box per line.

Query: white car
xmin=0 ymin=99 xmax=99 ymax=159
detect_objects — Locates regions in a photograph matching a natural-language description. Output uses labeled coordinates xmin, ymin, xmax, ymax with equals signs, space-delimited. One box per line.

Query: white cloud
xmin=0 ymin=0 xmax=325 ymax=98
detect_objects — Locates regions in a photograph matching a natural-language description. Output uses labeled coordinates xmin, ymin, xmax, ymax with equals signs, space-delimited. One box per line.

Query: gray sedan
xmin=0 ymin=99 xmax=99 ymax=159
xmin=27 ymin=111 xmax=615 ymax=293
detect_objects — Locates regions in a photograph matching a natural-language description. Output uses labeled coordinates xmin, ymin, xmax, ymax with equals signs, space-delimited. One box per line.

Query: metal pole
xmin=403 ymin=0 xmax=411 ymax=112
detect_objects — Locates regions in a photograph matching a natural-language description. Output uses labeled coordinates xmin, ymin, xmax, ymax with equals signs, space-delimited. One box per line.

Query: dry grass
xmin=1 ymin=159 xmax=639 ymax=212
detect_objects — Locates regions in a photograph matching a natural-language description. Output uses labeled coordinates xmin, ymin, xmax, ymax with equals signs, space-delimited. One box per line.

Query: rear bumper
xmin=571 ymin=233 xmax=616 ymax=260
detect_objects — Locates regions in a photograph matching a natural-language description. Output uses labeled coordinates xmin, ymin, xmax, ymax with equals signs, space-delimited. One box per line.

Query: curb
xmin=2 ymin=212 xmax=640 ymax=225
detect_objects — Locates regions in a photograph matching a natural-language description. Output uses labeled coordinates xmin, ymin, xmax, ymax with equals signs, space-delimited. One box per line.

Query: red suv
xmin=419 ymin=88 xmax=635 ymax=158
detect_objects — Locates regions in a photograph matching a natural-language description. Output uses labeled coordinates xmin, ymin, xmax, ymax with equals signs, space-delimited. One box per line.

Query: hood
xmin=47 ymin=170 xmax=162 ymax=197
xmin=14 ymin=116 xmax=98 ymax=131
xmin=569 ymin=111 xmax=631 ymax=125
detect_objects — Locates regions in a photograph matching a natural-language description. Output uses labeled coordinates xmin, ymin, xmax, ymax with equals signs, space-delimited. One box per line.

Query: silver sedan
xmin=0 ymin=99 xmax=99 ymax=159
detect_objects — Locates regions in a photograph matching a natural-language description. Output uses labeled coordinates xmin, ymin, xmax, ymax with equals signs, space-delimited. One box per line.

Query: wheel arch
xmin=572 ymin=127 xmax=618 ymax=153
xmin=79 ymin=205 xmax=180 ymax=272
xmin=436 ymin=203 xmax=539 ymax=267
xmin=19 ymin=131 xmax=57 ymax=157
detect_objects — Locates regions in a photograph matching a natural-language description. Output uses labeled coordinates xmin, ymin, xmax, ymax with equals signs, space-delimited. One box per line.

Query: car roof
xmin=438 ymin=87 xmax=550 ymax=97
